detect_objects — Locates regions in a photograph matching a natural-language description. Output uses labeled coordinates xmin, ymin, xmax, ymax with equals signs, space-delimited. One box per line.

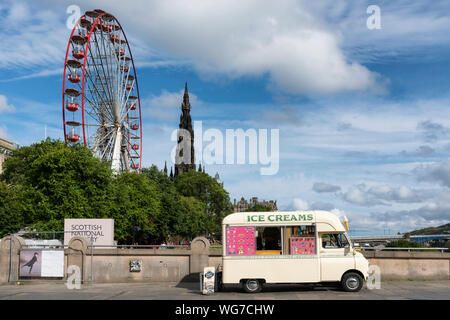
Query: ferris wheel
xmin=62 ymin=9 xmax=142 ymax=173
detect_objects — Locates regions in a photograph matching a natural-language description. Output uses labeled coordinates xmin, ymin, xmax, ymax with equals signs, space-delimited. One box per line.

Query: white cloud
xmin=0 ymin=1 xmax=158 ymax=80
xmin=70 ymin=0 xmax=383 ymax=95
xmin=0 ymin=1 xmax=67 ymax=71
xmin=366 ymin=185 xmax=432 ymax=203
xmin=342 ymin=184 xmax=387 ymax=207
xmin=417 ymin=120 xmax=449 ymax=143
xmin=0 ymin=125 xmax=9 ymax=140
xmin=400 ymin=145 xmax=435 ymax=157
xmin=341 ymin=183 xmax=435 ymax=207
xmin=148 ymin=88 xmax=199 ymax=109
xmin=0 ymin=95 xmax=15 ymax=113
xmin=289 ymin=198 xmax=310 ymax=210
xmin=143 ymin=88 xmax=201 ymax=121
xmin=312 ymin=182 xmax=341 ymax=193
xmin=415 ymin=159 xmax=450 ymax=188
xmin=308 ymin=1 xmax=450 ymax=63
xmin=0 ymin=68 xmax=62 ymax=83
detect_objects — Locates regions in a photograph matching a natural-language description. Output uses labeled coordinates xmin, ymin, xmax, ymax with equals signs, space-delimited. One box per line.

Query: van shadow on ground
xmin=175 ymin=274 xmax=342 ymax=295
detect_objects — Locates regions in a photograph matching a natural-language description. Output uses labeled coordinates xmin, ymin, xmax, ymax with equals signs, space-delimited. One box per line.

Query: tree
xmin=0 ymin=182 xmax=29 ymax=237
xmin=174 ymin=170 xmax=232 ymax=233
xmin=177 ymin=196 xmax=208 ymax=238
xmin=245 ymin=204 xmax=273 ymax=212
xmin=142 ymin=166 xmax=182 ymax=240
xmin=0 ymin=139 xmax=235 ymax=242
xmin=108 ymin=172 xmax=161 ymax=242
xmin=386 ymin=240 xmax=423 ymax=248
xmin=0 ymin=139 xmax=114 ymax=234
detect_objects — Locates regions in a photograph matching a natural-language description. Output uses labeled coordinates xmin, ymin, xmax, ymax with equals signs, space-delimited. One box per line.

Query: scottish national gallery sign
xmin=64 ymin=219 xmax=114 ymax=246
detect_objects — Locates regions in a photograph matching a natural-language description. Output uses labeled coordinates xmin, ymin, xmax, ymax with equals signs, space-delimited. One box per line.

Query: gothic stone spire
xmin=175 ymin=82 xmax=196 ymax=176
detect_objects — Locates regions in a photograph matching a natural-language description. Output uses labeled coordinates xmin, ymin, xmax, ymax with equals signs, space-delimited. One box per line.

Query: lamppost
xmin=132 ymin=226 xmax=141 ymax=245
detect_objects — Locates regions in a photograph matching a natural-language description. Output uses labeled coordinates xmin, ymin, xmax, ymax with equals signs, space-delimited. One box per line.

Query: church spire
xmin=164 ymin=161 xmax=168 ymax=175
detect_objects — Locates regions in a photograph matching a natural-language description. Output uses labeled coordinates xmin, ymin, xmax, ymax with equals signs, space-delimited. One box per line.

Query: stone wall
xmin=0 ymin=236 xmax=216 ymax=284
xmin=362 ymin=251 xmax=450 ymax=280
xmin=0 ymin=235 xmax=448 ymax=284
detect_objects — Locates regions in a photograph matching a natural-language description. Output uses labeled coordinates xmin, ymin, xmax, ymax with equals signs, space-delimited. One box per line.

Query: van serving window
xmin=256 ymin=227 xmax=281 ymax=255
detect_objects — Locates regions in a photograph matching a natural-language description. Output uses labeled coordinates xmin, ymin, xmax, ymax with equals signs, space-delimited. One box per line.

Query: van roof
xmin=223 ymin=210 xmax=346 ymax=232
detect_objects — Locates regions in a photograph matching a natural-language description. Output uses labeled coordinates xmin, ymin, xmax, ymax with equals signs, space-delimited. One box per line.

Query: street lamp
xmin=132 ymin=226 xmax=141 ymax=245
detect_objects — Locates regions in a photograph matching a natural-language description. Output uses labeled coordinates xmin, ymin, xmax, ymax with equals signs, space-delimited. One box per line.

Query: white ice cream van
xmin=218 ymin=210 xmax=369 ymax=293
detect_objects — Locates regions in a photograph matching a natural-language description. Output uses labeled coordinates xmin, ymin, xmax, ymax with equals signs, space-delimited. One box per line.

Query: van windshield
xmin=321 ymin=233 xmax=349 ymax=249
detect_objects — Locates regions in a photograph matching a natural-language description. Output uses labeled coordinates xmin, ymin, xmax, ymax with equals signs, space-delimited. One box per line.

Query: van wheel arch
xmin=342 ymin=269 xmax=365 ymax=281
xmin=240 ymin=279 xmax=265 ymax=293
xmin=341 ymin=270 xmax=364 ymax=292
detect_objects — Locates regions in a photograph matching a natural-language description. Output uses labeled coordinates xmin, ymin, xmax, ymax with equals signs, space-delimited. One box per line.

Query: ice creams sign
xmin=64 ymin=219 xmax=114 ymax=246
xmin=246 ymin=213 xmax=314 ymax=223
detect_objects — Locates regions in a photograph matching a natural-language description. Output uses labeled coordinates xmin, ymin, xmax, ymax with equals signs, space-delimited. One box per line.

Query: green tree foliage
xmin=245 ymin=204 xmax=273 ymax=212
xmin=385 ymin=240 xmax=425 ymax=250
xmin=408 ymin=223 xmax=450 ymax=235
xmin=174 ymin=170 xmax=233 ymax=232
xmin=142 ymin=166 xmax=184 ymax=239
xmin=109 ymin=172 xmax=161 ymax=242
xmin=0 ymin=182 xmax=29 ymax=236
xmin=385 ymin=240 xmax=423 ymax=248
xmin=0 ymin=139 xmax=113 ymax=233
xmin=0 ymin=139 xmax=232 ymax=242
xmin=178 ymin=196 xmax=208 ymax=238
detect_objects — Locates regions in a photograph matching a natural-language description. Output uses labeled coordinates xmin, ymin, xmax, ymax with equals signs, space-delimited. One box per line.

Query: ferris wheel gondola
xmin=62 ymin=9 xmax=142 ymax=173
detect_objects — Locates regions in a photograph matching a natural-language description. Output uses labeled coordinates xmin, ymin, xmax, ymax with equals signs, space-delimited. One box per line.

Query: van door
xmin=319 ymin=233 xmax=354 ymax=282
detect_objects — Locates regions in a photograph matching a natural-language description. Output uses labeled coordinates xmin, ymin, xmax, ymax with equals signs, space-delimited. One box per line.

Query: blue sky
xmin=1 ymin=0 xmax=450 ymax=235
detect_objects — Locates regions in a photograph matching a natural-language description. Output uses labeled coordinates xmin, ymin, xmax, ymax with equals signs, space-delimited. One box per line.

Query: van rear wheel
xmin=341 ymin=272 xmax=363 ymax=292
xmin=242 ymin=279 xmax=262 ymax=293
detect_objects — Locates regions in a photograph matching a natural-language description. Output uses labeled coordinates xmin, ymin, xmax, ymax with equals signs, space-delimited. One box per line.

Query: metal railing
xmin=90 ymin=244 xmax=191 ymax=250
xmin=8 ymin=231 xmax=95 ymax=284
xmin=205 ymin=245 xmax=449 ymax=253
xmin=358 ymin=247 xmax=448 ymax=253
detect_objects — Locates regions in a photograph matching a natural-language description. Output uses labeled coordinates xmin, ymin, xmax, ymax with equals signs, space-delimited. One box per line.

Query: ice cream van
xmin=218 ymin=210 xmax=369 ymax=293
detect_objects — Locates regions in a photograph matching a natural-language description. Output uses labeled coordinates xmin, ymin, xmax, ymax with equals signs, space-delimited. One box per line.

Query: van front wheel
xmin=341 ymin=272 xmax=363 ymax=292
xmin=242 ymin=279 xmax=262 ymax=293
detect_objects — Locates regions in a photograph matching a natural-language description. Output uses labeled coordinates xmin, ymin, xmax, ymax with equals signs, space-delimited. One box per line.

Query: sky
xmin=0 ymin=0 xmax=449 ymax=235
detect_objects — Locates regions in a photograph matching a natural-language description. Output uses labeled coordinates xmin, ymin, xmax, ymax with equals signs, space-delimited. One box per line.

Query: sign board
xmin=246 ymin=213 xmax=314 ymax=223
xmin=64 ymin=219 xmax=114 ymax=247
xmin=19 ymin=250 xmax=64 ymax=278
xmin=201 ymin=266 xmax=216 ymax=295
xmin=290 ymin=237 xmax=316 ymax=255
xmin=226 ymin=226 xmax=255 ymax=256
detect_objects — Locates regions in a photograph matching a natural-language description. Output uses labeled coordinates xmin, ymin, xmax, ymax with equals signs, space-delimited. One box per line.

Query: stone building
xmin=233 ymin=197 xmax=277 ymax=212
xmin=0 ymin=137 xmax=18 ymax=174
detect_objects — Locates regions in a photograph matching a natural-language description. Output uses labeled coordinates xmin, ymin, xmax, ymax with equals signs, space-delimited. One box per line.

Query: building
xmin=233 ymin=197 xmax=278 ymax=212
xmin=0 ymin=137 xmax=18 ymax=174
xmin=174 ymin=82 xmax=196 ymax=177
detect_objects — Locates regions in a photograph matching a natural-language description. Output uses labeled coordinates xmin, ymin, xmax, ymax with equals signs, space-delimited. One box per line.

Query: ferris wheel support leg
xmin=111 ymin=127 xmax=122 ymax=173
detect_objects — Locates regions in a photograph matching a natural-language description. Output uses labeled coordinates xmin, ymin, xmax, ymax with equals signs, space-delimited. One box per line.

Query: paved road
xmin=0 ymin=280 xmax=449 ymax=300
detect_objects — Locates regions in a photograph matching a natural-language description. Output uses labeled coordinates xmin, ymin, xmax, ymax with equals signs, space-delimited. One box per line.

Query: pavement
xmin=0 ymin=280 xmax=449 ymax=300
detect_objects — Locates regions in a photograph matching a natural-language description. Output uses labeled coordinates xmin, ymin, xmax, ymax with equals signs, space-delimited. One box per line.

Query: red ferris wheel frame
xmin=62 ymin=10 xmax=142 ymax=172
